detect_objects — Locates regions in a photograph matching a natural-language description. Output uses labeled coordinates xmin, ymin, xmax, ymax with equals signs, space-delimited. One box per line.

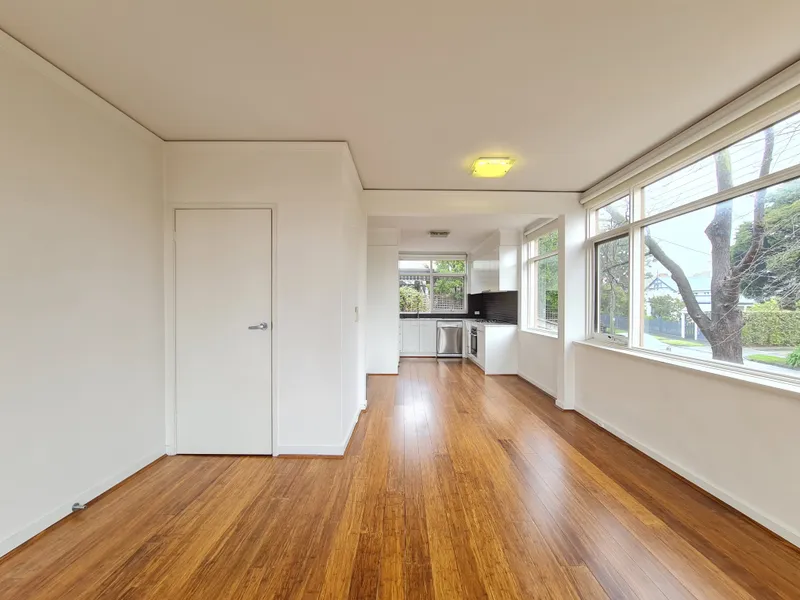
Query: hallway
xmin=1 ymin=359 xmax=798 ymax=599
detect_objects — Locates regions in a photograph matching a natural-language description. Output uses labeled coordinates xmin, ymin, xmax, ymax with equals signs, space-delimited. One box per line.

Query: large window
xmin=589 ymin=110 xmax=800 ymax=380
xmin=399 ymin=256 xmax=466 ymax=313
xmin=524 ymin=228 xmax=559 ymax=332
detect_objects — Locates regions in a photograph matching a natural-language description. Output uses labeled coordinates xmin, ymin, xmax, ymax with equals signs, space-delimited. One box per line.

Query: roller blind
xmin=523 ymin=219 xmax=557 ymax=244
xmin=581 ymin=62 xmax=800 ymax=209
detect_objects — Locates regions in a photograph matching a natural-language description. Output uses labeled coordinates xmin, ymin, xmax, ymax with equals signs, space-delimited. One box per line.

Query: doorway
xmin=175 ymin=208 xmax=273 ymax=454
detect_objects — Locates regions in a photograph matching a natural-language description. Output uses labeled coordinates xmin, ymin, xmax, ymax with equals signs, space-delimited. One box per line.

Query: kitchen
xmin=367 ymin=217 xmax=546 ymax=377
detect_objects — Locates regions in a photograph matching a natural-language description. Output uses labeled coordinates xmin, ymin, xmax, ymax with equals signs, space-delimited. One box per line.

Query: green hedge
xmin=741 ymin=311 xmax=800 ymax=346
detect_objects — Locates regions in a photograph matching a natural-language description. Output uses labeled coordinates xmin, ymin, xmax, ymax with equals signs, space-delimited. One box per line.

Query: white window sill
xmin=576 ymin=339 xmax=800 ymax=398
xmin=521 ymin=328 xmax=559 ymax=340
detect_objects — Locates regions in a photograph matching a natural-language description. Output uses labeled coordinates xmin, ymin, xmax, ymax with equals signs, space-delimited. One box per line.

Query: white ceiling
xmin=1 ymin=1 xmax=799 ymax=191
xmin=369 ymin=215 xmax=538 ymax=252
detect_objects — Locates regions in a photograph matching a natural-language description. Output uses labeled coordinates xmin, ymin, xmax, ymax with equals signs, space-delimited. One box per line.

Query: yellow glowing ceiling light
xmin=470 ymin=157 xmax=515 ymax=178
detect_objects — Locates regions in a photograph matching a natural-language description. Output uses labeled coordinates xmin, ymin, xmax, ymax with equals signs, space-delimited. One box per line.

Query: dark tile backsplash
xmin=468 ymin=291 xmax=518 ymax=324
xmin=397 ymin=291 xmax=518 ymax=323
xmin=399 ymin=313 xmax=470 ymax=319
xmin=467 ymin=293 xmax=484 ymax=317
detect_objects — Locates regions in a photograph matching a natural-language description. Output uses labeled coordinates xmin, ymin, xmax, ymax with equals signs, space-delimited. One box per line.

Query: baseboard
xmin=517 ymin=371 xmax=557 ymax=398
xmin=341 ymin=408 xmax=363 ymax=455
xmin=574 ymin=406 xmax=800 ymax=549
xmin=276 ymin=408 xmax=363 ymax=457
xmin=0 ymin=450 xmax=165 ymax=558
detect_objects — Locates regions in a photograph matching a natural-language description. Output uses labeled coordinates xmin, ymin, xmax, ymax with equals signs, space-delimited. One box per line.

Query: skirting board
xmin=0 ymin=450 xmax=165 ymax=558
xmin=276 ymin=408 xmax=363 ymax=457
xmin=517 ymin=371 xmax=557 ymax=398
xmin=575 ymin=406 xmax=800 ymax=549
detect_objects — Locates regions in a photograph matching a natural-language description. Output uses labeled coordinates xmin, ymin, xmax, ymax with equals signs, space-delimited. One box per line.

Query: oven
xmin=469 ymin=326 xmax=478 ymax=356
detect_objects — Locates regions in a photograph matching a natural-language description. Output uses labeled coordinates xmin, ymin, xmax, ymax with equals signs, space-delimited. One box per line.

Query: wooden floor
xmin=2 ymin=360 xmax=800 ymax=599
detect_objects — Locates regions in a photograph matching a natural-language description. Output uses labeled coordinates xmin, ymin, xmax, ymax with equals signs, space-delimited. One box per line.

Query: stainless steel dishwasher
xmin=436 ymin=320 xmax=463 ymax=358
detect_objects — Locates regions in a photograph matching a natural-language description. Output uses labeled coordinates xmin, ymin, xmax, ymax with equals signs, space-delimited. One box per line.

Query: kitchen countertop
xmin=398 ymin=316 xmax=518 ymax=327
xmin=467 ymin=320 xmax=518 ymax=328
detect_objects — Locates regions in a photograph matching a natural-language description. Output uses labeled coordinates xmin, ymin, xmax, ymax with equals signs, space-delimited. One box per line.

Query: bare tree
xmin=645 ymin=127 xmax=775 ymax=362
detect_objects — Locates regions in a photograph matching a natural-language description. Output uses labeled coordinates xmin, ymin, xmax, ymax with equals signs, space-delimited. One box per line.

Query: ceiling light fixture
xmin=470 ymin=157 xmax=515 ymax=178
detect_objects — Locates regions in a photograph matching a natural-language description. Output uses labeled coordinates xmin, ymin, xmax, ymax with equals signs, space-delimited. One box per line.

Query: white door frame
xmin=164 ymin=202 xmax=279 ymax=456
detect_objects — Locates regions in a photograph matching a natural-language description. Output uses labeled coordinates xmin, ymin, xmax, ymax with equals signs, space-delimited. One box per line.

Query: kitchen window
xmin=524 ymin=226 xmax=559 ymax=333
xmin=587 ymin=109 xmax=800 ymax=381
xmin=399 ymin=256 xmax=467 ymax=313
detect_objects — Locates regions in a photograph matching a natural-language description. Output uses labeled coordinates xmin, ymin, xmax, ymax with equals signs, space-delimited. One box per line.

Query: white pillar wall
xmin=366 ymin=228 xmax=400 ymax=375
xmin=556 ymin=206 xmax=587 ymax=410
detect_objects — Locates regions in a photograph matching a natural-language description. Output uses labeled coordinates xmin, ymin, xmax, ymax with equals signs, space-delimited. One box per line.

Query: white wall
xmin=575 ymin=343 xmax=800 ymax=547
xmin=366 ymin=228 xmax=399 ymax=375
xmin=340 ymin=156 xmax=368 ymax=432
xmin=518 ymin=332 xmax=559 ymax=396
xmin=164 ymin=142 xmax=364 ymax=456
xmin=0 ymin=36 xmax=165 ymax=555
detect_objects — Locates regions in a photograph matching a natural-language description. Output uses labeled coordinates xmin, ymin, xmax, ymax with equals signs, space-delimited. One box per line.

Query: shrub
xmin=788 ymin=347 xmax=800 ymax=368
xmin=399 ymin=286 xmax=428 ymax=312
xmin=741 ymin=310 xmax=800 ymax=346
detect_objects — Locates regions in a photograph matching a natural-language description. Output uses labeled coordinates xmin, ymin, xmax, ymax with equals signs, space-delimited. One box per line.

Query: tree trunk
xmin=704 ymin=151 xmax=742 ymax=362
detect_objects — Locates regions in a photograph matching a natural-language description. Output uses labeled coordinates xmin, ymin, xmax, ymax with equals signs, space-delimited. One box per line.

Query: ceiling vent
xmin=428 ymin=230 xmax=451 ymax=238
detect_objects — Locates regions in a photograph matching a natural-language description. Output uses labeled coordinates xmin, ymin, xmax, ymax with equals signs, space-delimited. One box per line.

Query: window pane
xmin=643 ymin=112 xmax=800 ymax=218
xmin=638 ymin=177 xmax=800 ymax=377
xmin=596 ymin=236 xmax=630 ymax=338
xmin=432 ymin=276 xmax=465 ymax=312
xmin=535 ymin=256 xmax=558 ymax=331
xmin=432 ymin=259 xmax=466 ymax=273
xmin=527 ymin=258 xmax=536 ymax=328
xmin=595 ymin=195 xmax=630 ymax=234
xmin=399 ymin=259 xmax=430 ymax=273
xmin=399 ymin=275 xmax=430 ymax=312
xmin=537 ymin=230 xmax=559 ymax=255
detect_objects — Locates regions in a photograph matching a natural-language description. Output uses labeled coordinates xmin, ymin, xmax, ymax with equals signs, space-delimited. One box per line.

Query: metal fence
xmin=599 ymin=314 xmax=629 ymax=334
xmin=644 ymin=317 xmax=682 ymax=337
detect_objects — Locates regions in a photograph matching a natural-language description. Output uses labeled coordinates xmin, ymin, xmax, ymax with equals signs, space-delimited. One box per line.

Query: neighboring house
xmin=644 ymin=272 xmax=755 ymax=340
xmin=644 ymin=271 xmax=755 ymax=312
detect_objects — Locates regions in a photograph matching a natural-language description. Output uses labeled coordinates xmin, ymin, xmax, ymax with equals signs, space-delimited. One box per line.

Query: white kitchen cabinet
xmin=467 ymin=323 xmax=517 ymax=374
xmin=476 ymin=327 xmax=486 ymax=367
xmin=469 ymin=230 xmax=519 ymax=293
xmin=483 ymin=326 xmax=518 ymax=374
xmin=399 ymin=319 xmax=440 ymax=356
xmin=400 ymin=321 xmax=420 ymax=354
xmin=419 ymin=321 xmax=437 ymax=355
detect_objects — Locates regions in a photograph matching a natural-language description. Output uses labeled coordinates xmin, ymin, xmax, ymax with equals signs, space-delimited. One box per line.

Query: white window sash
xmin=524 ymin=228 xmax=560 ymax=333
xmin=585 ymin=93 xmax=800 ymax=382
xmin=399 ymin=253 xmax=468 ymax=313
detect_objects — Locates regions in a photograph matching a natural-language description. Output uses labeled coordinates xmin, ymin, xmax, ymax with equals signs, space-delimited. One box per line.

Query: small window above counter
xmin=399 ymin=254 xmax=468 ymax=315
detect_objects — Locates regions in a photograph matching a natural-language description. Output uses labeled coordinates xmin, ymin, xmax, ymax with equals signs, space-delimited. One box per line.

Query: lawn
xmin=654 ymin=336 xmax=705 ymax=348
xmin=746 ymin=354 xmax=799 ymax=370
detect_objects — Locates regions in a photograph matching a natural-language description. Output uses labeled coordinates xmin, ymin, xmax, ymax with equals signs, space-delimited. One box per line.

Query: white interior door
xmin=175 ymin=208 xmax=272 ymax=454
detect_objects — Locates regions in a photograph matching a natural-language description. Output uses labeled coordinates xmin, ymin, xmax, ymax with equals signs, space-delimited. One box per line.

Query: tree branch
xmin=733 ymin=126 xmax=775 ymax=278
xmin=644 ymin=234 xmax=713 ymax=334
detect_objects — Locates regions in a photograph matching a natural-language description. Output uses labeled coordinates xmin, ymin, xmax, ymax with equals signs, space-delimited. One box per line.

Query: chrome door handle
xmin=248 ymin=322 xmax=269 ymax=330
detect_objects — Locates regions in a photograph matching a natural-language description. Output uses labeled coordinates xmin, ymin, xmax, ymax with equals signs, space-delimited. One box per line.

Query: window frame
xmin=586 ymin=109 xmax=800 ymax=384
xmin=398 ymin=254 xmax=468 ymax=314
xmin=592 ymin=231 xmax=631 ymax=346
xmin=523 ymin=222 xmax=560 ymax=335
